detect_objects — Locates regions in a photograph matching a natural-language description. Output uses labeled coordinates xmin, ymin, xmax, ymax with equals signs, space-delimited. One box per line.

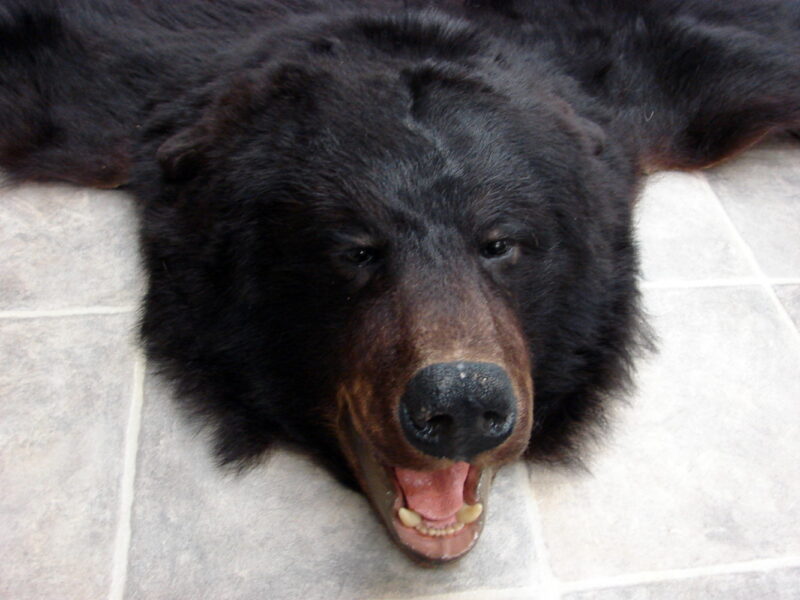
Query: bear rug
xmin=1 ymin=0 xmax=799 ymax=563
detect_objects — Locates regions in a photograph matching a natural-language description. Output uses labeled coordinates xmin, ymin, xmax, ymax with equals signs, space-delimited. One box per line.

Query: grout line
xmin=0 ymin=306 xmax=136 ymax=319
xmin=560 ymin=554 xmax=800 ymax=594
xmin=384 ymin=586 xmax=540 ymax=600
xmin=641 ymin=277 xmax=800 ymax=290
xmin=770 ymin=278 xmax=800 ymax=286
xmin=694 ymin=172 xmax=800 ymax=342
xmin=524 ymin=469 xmax=561 ymax=600
xmin=108 ymin=351 xmax=146 ymax=600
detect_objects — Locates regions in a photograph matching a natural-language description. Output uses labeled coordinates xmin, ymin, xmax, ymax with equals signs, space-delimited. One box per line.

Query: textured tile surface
xmin=775 ymin=285 xmax=800 ymax=331
xmin=0 ymin=184 xmax=141 ymax=310
xmin=124 ymin=374 xmax=539 ymax=600
xmin=531 ymin=286 xmax=800 ymax=581
xmin=0 ymin=315 xmax=136 ymax=600
xmin=564 ymin=568 xmax=800 ymax=600
xmin=705 ymin=138 xmax=800 ymax=278
xmin=636 ymin=172 xmax=755 ymax=282
xmin=2 ymin=141 xmax=800 ymax=600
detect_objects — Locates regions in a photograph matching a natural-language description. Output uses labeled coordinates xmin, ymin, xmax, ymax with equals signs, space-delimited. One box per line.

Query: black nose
xmin=399 ymin=361 xmax=517 ymax=461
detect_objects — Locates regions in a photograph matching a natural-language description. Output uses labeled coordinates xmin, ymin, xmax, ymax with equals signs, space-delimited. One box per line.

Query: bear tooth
xmin=456 ymin=502 xmax=483 ymax=524
xmin=398 ymin=507 xmax=422 ymax=528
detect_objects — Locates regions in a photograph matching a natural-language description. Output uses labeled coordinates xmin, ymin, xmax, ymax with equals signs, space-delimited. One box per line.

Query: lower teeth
xmin=415 ymin=522 xmax=464 ymax=537
xmin=397 ymin=502 xmax=485 ymax=537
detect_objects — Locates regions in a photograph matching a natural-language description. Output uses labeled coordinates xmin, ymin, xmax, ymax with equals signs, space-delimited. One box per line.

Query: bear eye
xmin=345 ymin=246 xmax=381 ymax=266
xmin=481 ymin=238 xmax=515 ymax=259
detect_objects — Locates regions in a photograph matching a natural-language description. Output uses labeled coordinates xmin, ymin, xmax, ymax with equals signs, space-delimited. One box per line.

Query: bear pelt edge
xmin=1 ymin=0 xmax=799 ymax=563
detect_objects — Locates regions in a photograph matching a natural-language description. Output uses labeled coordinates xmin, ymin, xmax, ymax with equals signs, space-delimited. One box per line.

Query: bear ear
xmin=156 ymin=124 xmax=213 ymax=182
xmin=154 ymin=72 xmax=257 ymax=183
xmin=551 ymin=96 xmax=607 ymax=157
xmin=153 ymin=63 xmax=320 ymax=183
xmin=575 ymin=115 xmax=606 ymax=157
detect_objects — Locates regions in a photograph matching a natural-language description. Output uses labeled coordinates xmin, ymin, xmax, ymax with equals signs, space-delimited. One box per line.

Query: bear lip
xmin=390 ymin=463 xmax=490 ymax=561
xmin=344 ymin=418 xmax=492 ymax=563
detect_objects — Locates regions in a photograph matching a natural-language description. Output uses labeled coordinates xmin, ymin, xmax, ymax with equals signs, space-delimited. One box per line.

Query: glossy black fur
xmin=1 ymin=1 xmax=799 ymax=484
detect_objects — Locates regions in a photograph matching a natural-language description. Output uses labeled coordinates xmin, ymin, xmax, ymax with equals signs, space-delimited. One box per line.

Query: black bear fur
xmin=1 ymin=0 xmax=798 ymax=506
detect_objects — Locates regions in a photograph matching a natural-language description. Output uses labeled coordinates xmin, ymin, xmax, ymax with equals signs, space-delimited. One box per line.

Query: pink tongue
xmin=395 ymin=462 xmax=469 ymax=521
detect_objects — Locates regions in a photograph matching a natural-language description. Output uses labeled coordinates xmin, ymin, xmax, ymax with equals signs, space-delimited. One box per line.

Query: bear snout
xmin=398 ymin=361 xmax=517 ymax=461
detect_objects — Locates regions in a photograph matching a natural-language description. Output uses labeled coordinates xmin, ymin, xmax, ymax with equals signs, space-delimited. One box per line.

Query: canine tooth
xmin=456 ymin=502 xmax=483 ymax=524
xmin=398 ymin=507 xmax=422 ymax=528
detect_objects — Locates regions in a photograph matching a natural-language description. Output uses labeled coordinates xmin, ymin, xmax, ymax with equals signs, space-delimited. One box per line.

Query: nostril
xmin=404 ymin=406 xmax=455 ymax=439
xmin=481 ymin=410 xmax=507 ymax=434
xmin=422 ymin=414 xmax=453 ymax=438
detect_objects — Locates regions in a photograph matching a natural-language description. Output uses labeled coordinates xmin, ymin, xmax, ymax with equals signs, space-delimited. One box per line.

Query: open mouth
xmin=391 ymin=461 xmax=492 ymax=561
xmin=346 ymin=420 xmax=495 ymax=563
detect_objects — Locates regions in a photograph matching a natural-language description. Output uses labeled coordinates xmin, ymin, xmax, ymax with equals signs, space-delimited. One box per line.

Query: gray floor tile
xmin=125 ymin=374 xmax=540 ymax=600
xmin=0 ymin=315 xmax=137 ymax=600
xmin=564 ymin=568 xmax=800 ymax=600
xmin=705 ymin=138 xmax=800 ymax=278
xmin=775 ymin=285 xmax=800 ymax=331
xmin=530 ymin=286 xmax=800 ymax=582
xmin=0 ymin=183 xmax=142 ymax=310
xmin=1 ymin=135 xmax=798 ymax=600
xmin=636 ymin=172 xmax=755 ymax=282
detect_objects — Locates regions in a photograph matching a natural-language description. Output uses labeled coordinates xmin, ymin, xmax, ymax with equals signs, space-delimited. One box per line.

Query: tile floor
xmin=1 ymin=137 xmax=799 ymax=600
